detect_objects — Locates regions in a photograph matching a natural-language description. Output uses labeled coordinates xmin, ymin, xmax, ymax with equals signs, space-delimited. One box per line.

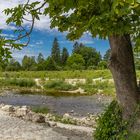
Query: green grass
xmin=78 ymin=81 xmax=115 ymax=96
xmin=128 ymin=133 xmax=140 ymax=140
xmin=0 ymin=78 xmax=36 ymax=88
xmin=44 ymin=80 xmax=77 ymax=91
xmin=31 ymin=106 xmax=50 ymax=114
xmin=0 ymin=70 xmax=118 ymax=96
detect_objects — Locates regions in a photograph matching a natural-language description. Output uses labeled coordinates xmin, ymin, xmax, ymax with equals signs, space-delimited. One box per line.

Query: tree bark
xmin=109 ymin=34 xmax=139 ymax=119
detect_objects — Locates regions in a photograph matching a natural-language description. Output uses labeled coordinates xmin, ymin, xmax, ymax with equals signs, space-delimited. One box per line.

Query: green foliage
xmin=98 ymin=61 xmax=108 ymax=70
xmin=0 ymin=70 xmax=112 ymax=79
xmin=31 ymin=106 xmax=50 ymax=114
xmin=79 ymin=81 xmax=115 ymax=96
xmin=66 ymin=53 xmax=85 ymax=70
xmin=128 ymin=133 xmax=140 ymax=140
xmin=72 ymin=43 xmax=101 ymax=68
xmin=103 ymin=49 xmax=111 ymax=61
xmin=0 ymin=38 xmax=12 ymax=63
xmin=43 ymin=0 xmax=140 ymax=41
xmin=46 ymin=57 xmax=58 ymax=71
xmin=22 ymin=55 xmax=37 ymax=71
xmin=61 ymin=47 xmax=69 ymax=65
xmin=94 ymin=100 xmax=128 ymax=140
xmin=37 ymin=53 xmax=46 ymax=71
xmin=72 ymin=42 xmax=81 ymax=54
xmin=0 ymin=78 xmax=36 ymax=87
xmin=51 ymin=37 xmax=61 ymax=64
xmin=10 ymin=79 xmax=36 ymax=87
xmin=44 ymin=80 xmax=77 ymax=91
xmin=5 ymin=58 xmax=21 ymax=71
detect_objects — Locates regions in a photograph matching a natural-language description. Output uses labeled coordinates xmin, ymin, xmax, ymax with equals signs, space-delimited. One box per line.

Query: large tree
xmin=22 ymin=55 xmax=37 ymax=71
xmin=5 ymin=58 xmax=21 ymax=71
xmin=73 ymin=45 xmax=101 ymax=69
xmin=51 ymin=37 xmax=61 ymax=64
xmin=104 ymin=49 xmax=111 ymax=61
xmin=67 ymin=53 xmax=85 ymax=70
xmin=2 ymin=0 xmax=140 ymax=119
xmin=61 ymin=47 xmax=69 ymax=65
xmin=37 ymin=53 xmax=46 ymax=70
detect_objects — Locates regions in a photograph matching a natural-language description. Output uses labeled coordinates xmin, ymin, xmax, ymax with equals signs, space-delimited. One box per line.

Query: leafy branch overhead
xmin=0 ymin=0 xmax=140 ymax=61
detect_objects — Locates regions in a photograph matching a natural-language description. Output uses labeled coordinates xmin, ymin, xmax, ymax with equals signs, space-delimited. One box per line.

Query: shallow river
xmin=0 ymin=91 xmax=112 ymax=117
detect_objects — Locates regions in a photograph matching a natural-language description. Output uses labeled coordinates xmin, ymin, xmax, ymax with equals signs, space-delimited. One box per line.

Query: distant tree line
xmin=0 ymin=37 xmax=111 ymax=71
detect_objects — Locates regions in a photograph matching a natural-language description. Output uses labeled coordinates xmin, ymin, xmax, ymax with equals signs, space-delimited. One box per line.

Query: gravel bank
xmin=0 ymin=110 xmax=92 ymax=140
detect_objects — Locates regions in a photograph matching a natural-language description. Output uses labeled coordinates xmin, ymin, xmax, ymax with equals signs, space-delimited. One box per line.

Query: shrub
xmin=31 ymin=106 xmax=50 ymax=114
xmin=0 ymin=78 xmax=36 ymax=87
xmin=44 ymin=80 xmax=77 ymax=91
xmin=94 ymin=100 xmax=128 ymax=140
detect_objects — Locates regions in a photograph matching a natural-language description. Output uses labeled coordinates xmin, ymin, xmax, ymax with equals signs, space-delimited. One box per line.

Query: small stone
xmin=70 ymin=110 xmax=74 ymax=113
xmin=48 ymin=122 xmax=57 ymax=127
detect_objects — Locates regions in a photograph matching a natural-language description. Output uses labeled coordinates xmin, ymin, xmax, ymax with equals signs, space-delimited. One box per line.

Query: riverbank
xmin=0 ymin=105 xmax=92 ymax=140
xmin=0 ymin=104 xmax=96 ymax=128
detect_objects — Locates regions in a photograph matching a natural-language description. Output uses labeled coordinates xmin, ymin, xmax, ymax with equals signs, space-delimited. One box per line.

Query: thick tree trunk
xmin=109 ymin=34 xmax=139 ymax=119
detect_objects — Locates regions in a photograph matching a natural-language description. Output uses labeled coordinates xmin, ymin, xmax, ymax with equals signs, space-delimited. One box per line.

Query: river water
xmin=0 ymin=91 xmax=112 ymax=117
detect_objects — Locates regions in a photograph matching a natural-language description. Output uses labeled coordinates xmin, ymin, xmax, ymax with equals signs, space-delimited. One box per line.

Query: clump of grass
xmin=44 ymin=80 xmax=77 ymax=91
xmin=128 ymin=133 xmax=140 ymax=140
xmin=0 ymin=78 xmax=36 ymax=88
xmin=9 ymin=78 xmax=36 ymax=87
xmin=78 ymin=80 xmax=115 ymax=96
xmin=31 ymin=106 xmax=50 ymax=114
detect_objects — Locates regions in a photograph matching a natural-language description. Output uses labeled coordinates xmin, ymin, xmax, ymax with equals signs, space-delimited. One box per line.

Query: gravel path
xmin=0 ymin=110 xmax=92 ymax=140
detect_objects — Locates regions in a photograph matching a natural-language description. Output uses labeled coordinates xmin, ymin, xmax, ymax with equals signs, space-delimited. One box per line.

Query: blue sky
xmin=11 ymin=29 xmax=110 ymax=61
xmin=0 ymin=0 xmax=110 ymax=61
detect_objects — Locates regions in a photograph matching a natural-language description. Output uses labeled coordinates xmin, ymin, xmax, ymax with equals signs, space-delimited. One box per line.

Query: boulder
xmin=16 ymin=107 xmax=29 ymax=117
xmin=1 ymin=105 xmax=14 ymax=112
xmin=32 ymin=114 xmax=45 ymax=123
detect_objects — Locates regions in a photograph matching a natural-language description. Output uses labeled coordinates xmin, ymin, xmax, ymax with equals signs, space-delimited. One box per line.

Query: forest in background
xmin=0 ymin=37 xmax=110 ymax=71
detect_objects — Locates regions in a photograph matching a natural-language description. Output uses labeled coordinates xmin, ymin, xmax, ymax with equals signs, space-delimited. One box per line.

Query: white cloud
xmin=76 ymin=34 xmax=95 ymax=45
xmin=1 ymin=33 xmax=15 ymax=38
xmin=35 ymin=40 xmax=44 ymax=45
xmin=0 ymin=0 xmax=51 ymax=31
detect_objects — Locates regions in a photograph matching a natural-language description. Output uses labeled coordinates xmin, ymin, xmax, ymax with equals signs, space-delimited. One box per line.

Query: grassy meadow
xmin=1 ymin=70 xmax=140 ymax=96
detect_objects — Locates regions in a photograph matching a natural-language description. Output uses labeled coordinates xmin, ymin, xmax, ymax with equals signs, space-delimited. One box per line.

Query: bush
xmin=31 ymin=106 xmax=50 ymax=114
xmin=9 ymin=78 xmax=36 ymax=87
xmin=94 ymin=100 xmax=128 ymax=140
xmin=0 ymin=78 xmax=36 ymax=87
xmin=44 ymin=80 xmax=77 ymax=91
xmin=78 ymin=81 xmax=115 ymax=95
